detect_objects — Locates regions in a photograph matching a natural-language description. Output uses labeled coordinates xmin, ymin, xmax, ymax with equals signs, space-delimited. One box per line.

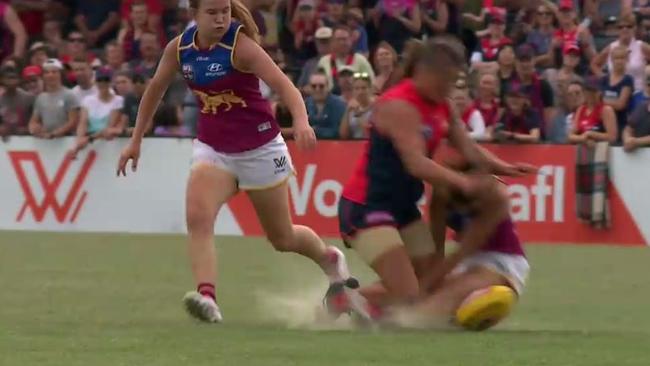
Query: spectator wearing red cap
xmin=29 ymin=58 xmax=79 ymax=139
xmin=547 ymin=0 xmax=595 ymax=71
xmin=118 ymin=0 xmax=167 ymax=62
xmin=470 ymin=7 xmax=512 ymax=74
xmin=542 ymin=43 xmax=583 ymax=142
xmin=21 ymin=65 xmax=42 ymax=96
xmin=373 ymin=0 xmax=422 ymax=55
xmin=0 ymin=66 xmax=34 ymax=138
xmin=591 ymin=13 xmax=650 ymax=93
xmin=70 ymin=67 xmax=124 ymax=158
xmin=0 ymin=2 xmax=27 ymax=62
xmin=509 ymin=44 xmax=555 ymax=139
xmin=494 ymin=84 xmax=542 ymax=143
xmin=543 ymin=43 xmax=583 ymax=99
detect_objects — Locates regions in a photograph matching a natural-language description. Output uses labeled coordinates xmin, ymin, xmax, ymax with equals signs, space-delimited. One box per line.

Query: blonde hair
xmin=190 ymin=0 xmax=260 ymax=43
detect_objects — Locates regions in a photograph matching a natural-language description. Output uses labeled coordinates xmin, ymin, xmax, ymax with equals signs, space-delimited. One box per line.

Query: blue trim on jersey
xmin=178 ymin=22 xmax=243 ymax=87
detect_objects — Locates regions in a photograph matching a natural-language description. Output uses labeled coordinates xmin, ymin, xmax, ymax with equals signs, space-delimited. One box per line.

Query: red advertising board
xmin=229 ymin=142 xmax=644 ymax=246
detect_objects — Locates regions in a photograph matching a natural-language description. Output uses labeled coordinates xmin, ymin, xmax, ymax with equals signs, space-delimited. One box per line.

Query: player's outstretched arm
xmin=117 ymin=37 xmax=180 ymax=176
xmin=233 ymin=33 xmax=316 ymax=151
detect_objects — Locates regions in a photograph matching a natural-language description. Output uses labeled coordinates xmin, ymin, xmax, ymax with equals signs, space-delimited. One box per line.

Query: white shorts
xmin=191 ymin=133 xmax=295 ymax=190
xmin=453 ymin=251 xmax=530 ymax=295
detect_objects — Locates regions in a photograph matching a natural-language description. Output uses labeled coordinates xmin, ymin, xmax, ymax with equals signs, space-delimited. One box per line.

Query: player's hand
xmin=117 ymin=141 xmax=141 ymax=177
xmin=500 ymin=162 xmax=538 ymax=177
xmin=294 ymin=122 xmax=317 ymax=151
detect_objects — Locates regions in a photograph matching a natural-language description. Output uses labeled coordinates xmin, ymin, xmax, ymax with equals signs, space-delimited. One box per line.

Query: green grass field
xmin=1 ymin=232 xmax=649 ymax=366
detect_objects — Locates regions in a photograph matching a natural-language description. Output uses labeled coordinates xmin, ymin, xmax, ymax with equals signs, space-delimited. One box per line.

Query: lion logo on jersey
xmin=194 ymin=90 xmax=248 ymax=114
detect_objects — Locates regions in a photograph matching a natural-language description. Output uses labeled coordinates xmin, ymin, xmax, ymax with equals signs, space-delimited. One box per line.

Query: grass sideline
xmin=1 ymin=232 xmax=649 ymax=366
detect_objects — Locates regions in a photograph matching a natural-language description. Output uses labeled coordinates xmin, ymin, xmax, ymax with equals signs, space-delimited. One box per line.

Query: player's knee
xmin=267 ymin=230 xmax=297 ymax=252
xmin=186 ymin=202 xmax=216 ymax=234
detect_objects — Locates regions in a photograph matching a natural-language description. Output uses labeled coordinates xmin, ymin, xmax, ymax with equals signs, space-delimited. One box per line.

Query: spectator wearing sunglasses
xmin=304 ymin=71 xmax=346 ymax=139
xmin=70 ymin=68 xmax=124 ymax=157
xmin=339 ymin=71 xmax=373 ymax=140
xmin=525 ymin=4 xmax=557 ymax=68
xmin=60 ymin=31 xmax=99 ymax=70
xmin=591 ymin=13 xmax=650 ymax=94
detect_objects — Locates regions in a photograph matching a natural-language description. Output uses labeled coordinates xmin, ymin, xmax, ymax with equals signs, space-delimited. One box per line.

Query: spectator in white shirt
xmin=451 ymin=84 xmax=487 ymax=140
xmin=71 ymin=58 xmax=98 ymax=102
xmin=70 ymin=68 xmax=124 ymax=157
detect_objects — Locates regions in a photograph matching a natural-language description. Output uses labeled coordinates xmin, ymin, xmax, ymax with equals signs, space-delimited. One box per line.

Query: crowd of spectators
xmin=0 ymin=0 xmax=649 ymax=152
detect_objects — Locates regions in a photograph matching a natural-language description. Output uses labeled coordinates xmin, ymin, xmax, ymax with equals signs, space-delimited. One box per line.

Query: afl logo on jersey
xmin=182 ymin=64 xmax=194 ymax=81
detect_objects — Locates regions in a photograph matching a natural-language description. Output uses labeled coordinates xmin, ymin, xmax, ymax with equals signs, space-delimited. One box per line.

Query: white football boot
xmin=183 ymin=291 xmax=223 ymax=323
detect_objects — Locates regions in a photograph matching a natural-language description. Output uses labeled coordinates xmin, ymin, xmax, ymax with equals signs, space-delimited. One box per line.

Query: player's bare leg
xmin=183 ymin=163 xmax=238 ymax=323
xmin=247 ymin=182 xmax=367 ymax=318
xmin=389 ymin=267 xmax=509 ymax=329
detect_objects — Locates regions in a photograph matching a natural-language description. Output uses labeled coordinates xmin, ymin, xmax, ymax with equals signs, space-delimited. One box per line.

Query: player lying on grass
xmin=328 ymin=150 xmax=533 ymax=330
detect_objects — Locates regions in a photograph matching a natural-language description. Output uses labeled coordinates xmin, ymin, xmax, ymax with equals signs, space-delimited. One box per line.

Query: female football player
xmin=331 ymin=37 xmax=527 ymax=319
xmin=117 ymin=0 xmax=353 ymax=323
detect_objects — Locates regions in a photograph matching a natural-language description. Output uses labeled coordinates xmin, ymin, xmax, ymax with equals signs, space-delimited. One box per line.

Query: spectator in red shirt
xmin=474 ymin=72 xmax=500 ymax=138
xmin=547 ymin=0 xmax=595 ymax=71
xmin=61 ymin=31 xmax=96 ymax=68
xmin=0 ymin=2 xmax=27 ymax=62
xmin=118 ymin=0 xmax=167 ymax=61
xmin=470 ymin=7 xmax=511 ymax=74
xmin=290 ymin=0 xmax=319 ymax=60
